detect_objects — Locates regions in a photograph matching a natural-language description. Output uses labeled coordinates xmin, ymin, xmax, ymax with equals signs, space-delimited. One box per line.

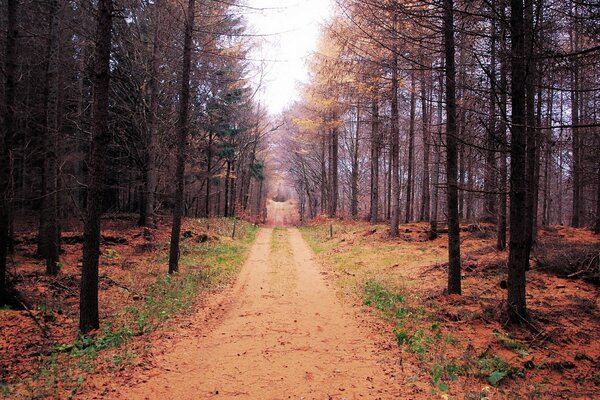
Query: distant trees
xmin=282 ymin=0 xmax=600 ymax=319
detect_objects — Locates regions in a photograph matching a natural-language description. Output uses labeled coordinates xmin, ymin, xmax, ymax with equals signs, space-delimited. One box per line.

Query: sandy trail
xmin=118 ymin=228 xmax=398 ymax=399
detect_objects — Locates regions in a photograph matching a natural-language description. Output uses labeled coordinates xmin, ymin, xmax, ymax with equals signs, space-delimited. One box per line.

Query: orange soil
xmin=113 ymin=228 xmax=403 ymax=399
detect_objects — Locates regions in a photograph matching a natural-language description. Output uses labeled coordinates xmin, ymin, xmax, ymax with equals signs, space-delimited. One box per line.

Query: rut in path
xmin=119 ymin=228 xmax=400 ymax=399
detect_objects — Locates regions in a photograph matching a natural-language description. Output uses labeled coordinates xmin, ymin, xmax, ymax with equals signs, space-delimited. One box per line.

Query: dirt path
xmin=118 ymin=228 xmax=399 ymax=399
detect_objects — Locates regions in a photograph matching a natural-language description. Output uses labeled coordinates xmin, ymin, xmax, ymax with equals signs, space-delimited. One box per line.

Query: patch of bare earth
xmin=115 ymin=227 xmax=404 ymax=399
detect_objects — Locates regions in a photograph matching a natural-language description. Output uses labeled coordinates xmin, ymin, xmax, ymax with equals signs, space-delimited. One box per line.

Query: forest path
xmin=117 ymin=227 xmax=400 ymax=399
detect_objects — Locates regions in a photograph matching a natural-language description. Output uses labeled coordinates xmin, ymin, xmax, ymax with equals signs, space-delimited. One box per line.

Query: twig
xmin=16 ymin=299 xmax=50 ymax=339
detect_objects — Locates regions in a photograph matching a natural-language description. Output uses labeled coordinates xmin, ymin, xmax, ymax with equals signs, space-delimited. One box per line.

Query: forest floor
xmin=300 ymin=219 xmax=600 ymax=399
xmin=0 ymin=216 xmax=259 ymax=399
xmin=1 ymin=212 xmax=599 ymax=399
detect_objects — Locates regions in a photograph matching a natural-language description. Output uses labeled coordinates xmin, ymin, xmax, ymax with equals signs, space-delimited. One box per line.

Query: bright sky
xmin=244 ymin=0 xmax=333 ymax=115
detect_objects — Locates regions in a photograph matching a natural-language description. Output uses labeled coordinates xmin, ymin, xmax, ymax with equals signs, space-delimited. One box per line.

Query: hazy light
xmin=244 ymin=0 xmax=333 ymax=115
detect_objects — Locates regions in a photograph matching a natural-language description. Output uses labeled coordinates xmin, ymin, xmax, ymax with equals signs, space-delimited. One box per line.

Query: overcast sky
xmin=244 ymin=0 xmax=333 ymax=115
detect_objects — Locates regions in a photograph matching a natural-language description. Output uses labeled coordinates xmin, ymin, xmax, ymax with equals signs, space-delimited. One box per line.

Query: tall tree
xmin=139 ymin=0 xmax=162 ymax=228
xmin=1 ymin=0 xmax=19 ymax=303
xmin=390 ymin=16 xmax=400 ymax=237
xmin=39 ymin=0 xmax=62 ymax=275
xmin=507 ymin=0 xmax=529 ymax=322
xmin=80 ymin=0 xmax=114 ymax=333
xmin=370 ymin=98 xmax=380 ymax=223
xmin=168 ymin=0 xmax=196 ymax=274
xmin=445 ymin=0 xmax=461 ymax=295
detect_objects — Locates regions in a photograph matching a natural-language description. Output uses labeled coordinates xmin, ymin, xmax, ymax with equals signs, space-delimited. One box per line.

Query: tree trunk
xmin=484 ymin=15 xmax=498 ymax=223
xmin=430 ymin=68 xmax=444 ymax=240
xmin=420 ymin=67 xmax=430 ymax=222
xmin=390 ymin=31 xmax=400 ymax=236
xmin=224 ymin=160 xmax=231 ymax=217
xmin=405 ymin=75 xmax=416 ymax=224
xmin=320 ymin=134 xmax=327 ymax=214
xmin=497 ymin=11 xmax=509 ymax=251
xmin=524 ymin=0 xmax=538 ymax=254
xmin=205 ymin=131 xmax=213 ymax=217
xmin=1 ymin=0 xmax=19 ymax=302
xmin=140 ymin=0 xmax=162 ymax=228
xmin=444 ymin=0 xmax=461 ymax=295
xmin=80 ymin=0 xmax=113 ymax=333
xmin=328 ymin=123 xmax=339 ymax=218
xmin=168 ymin=0 xmax=195 ymax=274
xmin=507 ymin=0 xmax=529 ymax=322
xmin=40 ymin=0 xmax=61 ymax=275
xmin=370 ymin=98 xmax=380 ymax=223
xmin=351 ymin=104 xmax=360 ymax=219
xmin=570 ymin=11 xmax=581 ymax=228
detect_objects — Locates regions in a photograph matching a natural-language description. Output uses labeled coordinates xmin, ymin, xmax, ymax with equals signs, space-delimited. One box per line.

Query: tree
xmin=39 ymin=0 xmax=62 ymax=275
xmin=168 ymin=0 xmax=196 ymax=274
xmin=139 ymin=0 xmax=163 ymax=228
xmin=1 ymin=0 xmax=19 ymax=303
xmin=507 ymin=0 xmax=529 ymax=322
xmin=80 ymin=0 xmax=114 ymax=333
xmin=445 ymin=0 xmax=461 ymax=295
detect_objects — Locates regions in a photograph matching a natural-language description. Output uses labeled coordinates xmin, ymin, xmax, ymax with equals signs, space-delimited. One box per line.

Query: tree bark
xmin=496 ymin=10 xmax=509 ymax=250
xmin=405 ymin=75 xmax=415 ymax=224
xmin=80 ymin=0 xmax=113 ymax=333
xmin=320 ymin=134 xmax=327 ymax=214
xmin=168 ymin=0 xmax=195 ymax=274
xmin=390 ymin=26 xmax=400 ymax=236
xmin=351 ymin=104 xmax=360 ymax=219
xmin=445 ymin=0 xmax=461 ymax=295
xmin=140 ymin=0 xmax=162 ymax=228
xmin=430 ymin=68 xmax=444 ymax=240
xmin=507 ymin=0 xmax=529 ymax=322
xmin=40 ymin=0 xmax=62 ymax=275
xmin=484 ymin=14 xmax=498 ymax=223
xmin=420 ymin=67 xmax=431 ymax=222
xmin=370 ymin=98 xmax=380 ymax=223
xmin=1 ymin=0 xmax=19 ymax=302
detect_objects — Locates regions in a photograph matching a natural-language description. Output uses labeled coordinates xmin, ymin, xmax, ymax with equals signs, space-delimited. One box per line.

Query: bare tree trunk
xmin=351 ymin=104 xmax=360 ymax=219
xmin=140 ymin=0 xmax=162 ymax=227
xmin=224 ymin=160 xmax=231 ymax=217
xmin=320 ymin=134 xmax=327 ymax=214
xmin=80 ymin=0 xmax=113 ymax=333
xmin=497 ymin=11 xmax=508 ymax=251
xmin=444 ymin=0 xmax=461 ymax=294
xmin=40 ymin=0 xmax=62 ymax=275
xmin=1 ymin=0 xmax=19 ymax=302
xmin=420 ymin=67 xmax=431 ymax=222
xmin=405 ymin=75 xmax=416 ymax=224
xmin=328 ymin=122 xmax=339 ymax=217
xmin=205 ymin=131 xmax=213 ymax=217
xmin=168 ymin=0 xmax=195 ymax=274
xmin=570 ymin=11 xmax=581 ymax=228
xmin=484 ymin=14 xmax=497 ymax=223
xmin=430 ymin=68 xmax=444 ymax=240
xmin=524 ymin=0 xmax=538 ymax=253
xmin=370 ymin=98 xmax=380 ymax=223
xmin=390 ymin=27 xmax=400 ymax=236
xmin=508 ymin=0 xmax=529 ymax=322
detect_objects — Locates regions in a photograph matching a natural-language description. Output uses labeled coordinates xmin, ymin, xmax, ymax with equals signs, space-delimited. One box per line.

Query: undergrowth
xmin=300 ymin=222 xmax=525 ymax=397
xmin=4 ymin=219 xmax=257 ymax=399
